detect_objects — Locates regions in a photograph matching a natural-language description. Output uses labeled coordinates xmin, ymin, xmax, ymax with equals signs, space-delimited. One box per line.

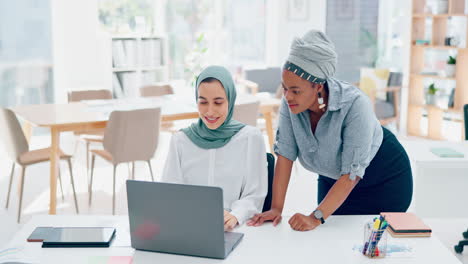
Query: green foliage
xmin=165 ymin=0 xmax=213 ymax=79
xmin=98 ymin=0 xmax=153 ymax=33
xmin=184 ymin=33 xmax=208 ymax=87
xmin=360 ymin=27 xmax=378 ymax=67
xmin=447 ymin=56 xmax=456 ymax=65
xmin=427 ymin=83 xmax=439 ymax=95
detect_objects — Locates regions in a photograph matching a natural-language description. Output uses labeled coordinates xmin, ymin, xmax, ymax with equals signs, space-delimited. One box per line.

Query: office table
xmin=1 ymin=215 xmax=461 ymax=263
xmin=400 ymin=140 xmax=468 ymax=218
xmin=11 ymin=95 xmax=280 ymax=216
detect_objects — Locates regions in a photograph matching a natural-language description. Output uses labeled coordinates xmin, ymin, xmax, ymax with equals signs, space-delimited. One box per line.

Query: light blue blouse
xmin=273 ymin=77 xmax=383 ymax=180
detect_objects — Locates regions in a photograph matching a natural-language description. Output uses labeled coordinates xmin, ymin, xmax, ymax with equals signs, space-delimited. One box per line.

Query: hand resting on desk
xmin=246 ymin=208 xmax=282 ymax=227
xmin=288 ymin=213 xmax=320 ymax=231
xmin=224 ymin=210 xmax=238 ymax=231
xmin=247 ymin=209 xmax=321 ymax=231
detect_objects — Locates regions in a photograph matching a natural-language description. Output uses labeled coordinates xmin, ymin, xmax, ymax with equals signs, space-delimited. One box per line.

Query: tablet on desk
xmin=27 ymin=227 xmax=54 ymax=242
xmin=42 ymin=227 xmax=116 ymax=248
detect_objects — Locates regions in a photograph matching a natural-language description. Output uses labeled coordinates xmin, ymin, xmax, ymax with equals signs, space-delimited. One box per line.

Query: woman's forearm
xmin=316 ymin=174 xmax=360 ymax=219
xmin=271 ymin=155 xmax=293 ymax=212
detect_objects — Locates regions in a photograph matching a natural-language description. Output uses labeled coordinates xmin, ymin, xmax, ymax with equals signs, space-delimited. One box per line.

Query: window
xmin=165 ymin=0 xmax=266 ymax=80
xmin=98 ymin=0 xmax=155 ymax=34
xmin=326 ymin=0 xmax=380 ymax=83
xmin=326 ymin=0 xmax=408 ymax=83
xmin=0 ymin=1 xmax=53 ymax=107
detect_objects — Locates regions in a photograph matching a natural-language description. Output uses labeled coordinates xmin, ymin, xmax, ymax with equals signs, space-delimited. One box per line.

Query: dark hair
xmin=200 ymin=77 xmax=219 ymax=84
xmin=310 ymin=81 xmax=329 ymax=94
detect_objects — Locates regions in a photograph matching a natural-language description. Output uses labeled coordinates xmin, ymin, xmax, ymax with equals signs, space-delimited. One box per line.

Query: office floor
xmin=0 ymin=131 xmax=467 ymax=263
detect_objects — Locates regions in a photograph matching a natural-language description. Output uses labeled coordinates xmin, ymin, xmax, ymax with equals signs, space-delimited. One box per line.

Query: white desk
xmin=400 ymin=140 xmax=468 ymax=218
xmin=1 ymin=215 xmax=461 ymax=264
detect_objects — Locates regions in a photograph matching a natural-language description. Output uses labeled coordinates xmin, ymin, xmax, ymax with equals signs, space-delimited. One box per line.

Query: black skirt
xmin=318 ymin=126 xmax=413 ymax=215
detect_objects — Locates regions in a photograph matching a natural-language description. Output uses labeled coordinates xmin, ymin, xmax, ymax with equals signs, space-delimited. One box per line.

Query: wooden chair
xmin=88 ymin=108 xmax=161 ymax=214
xmin=0 ymin=108 xmax=78 ymax=222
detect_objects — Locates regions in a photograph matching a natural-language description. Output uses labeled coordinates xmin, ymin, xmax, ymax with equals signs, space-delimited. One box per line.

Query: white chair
xmin=88 ymin=108 xmax=161 ymax=214
xmin=233 ymin=101 xmax=260 ymax=127
xmin=0 ymin=108 xmax=78 ymax=222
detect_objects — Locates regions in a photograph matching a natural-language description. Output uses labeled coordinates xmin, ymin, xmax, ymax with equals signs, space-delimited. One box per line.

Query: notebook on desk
xmin=380 ymin=212 xmax=432 ymax=238
xmin=430 ymin=147 xmax=464 ymax=158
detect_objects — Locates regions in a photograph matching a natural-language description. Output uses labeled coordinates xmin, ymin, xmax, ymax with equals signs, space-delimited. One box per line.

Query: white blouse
xmin=161 ymin=126 xmax=268 ymax=225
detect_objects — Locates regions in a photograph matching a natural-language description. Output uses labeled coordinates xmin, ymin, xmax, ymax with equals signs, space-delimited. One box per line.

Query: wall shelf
xmin=412 ymin=44 xmax=464 ymax=50
xmin=408 ymin=0 xmax=468 ymax=140
xmin=413 ymin=13 xmax=468 ymax=18
xmin=411 ymin=73 xmax=456 ymax=80
xmin=110 ymin=35 xmax=169 ymax=98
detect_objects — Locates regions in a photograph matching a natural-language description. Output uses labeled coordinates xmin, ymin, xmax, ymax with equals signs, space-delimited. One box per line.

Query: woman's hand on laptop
xmin=224 ymin=210 xmax=238 ymax=231
xmin=246 ymin=208 xmax=282 ymax=227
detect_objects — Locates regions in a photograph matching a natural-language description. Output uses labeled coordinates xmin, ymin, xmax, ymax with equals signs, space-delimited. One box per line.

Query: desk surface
xmin=11 ymin=94 xmax=279 ymax=127
xmin=2 ymin=215 xmax=461 ymax=264
xmin=400 ymin=140 xmax=468 ymax=168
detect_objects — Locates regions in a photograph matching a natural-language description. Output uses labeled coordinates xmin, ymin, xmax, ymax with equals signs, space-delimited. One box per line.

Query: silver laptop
xmin=126 ymin=180 xmax=244 ymax=259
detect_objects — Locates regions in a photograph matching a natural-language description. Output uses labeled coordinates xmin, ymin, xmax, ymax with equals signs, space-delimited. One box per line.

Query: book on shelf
xmin=153 ymin=39 xmax=162 ymax=66
xmin=122 ymin=39 xmax=137 ymax=67
xmin=121 ymin=72 xmax=138 ymax=97
xmin=141 ymin=39 xmax=150 ymax=67
xmin=112 ymin=40 xmax=127 ymax=68
xmin=448 ymin=88 xmax=455 ymax=108
xmin=110 ymin=36 xmax=167 ymax=99
xmin=141 ymin=39 xmax=162 ymax=68
xmin=112 ymin=73 xmax=124 ymax=98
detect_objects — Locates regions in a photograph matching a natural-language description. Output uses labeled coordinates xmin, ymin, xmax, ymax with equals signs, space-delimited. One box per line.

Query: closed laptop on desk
xmin=126 ymin=180 xmax=243 ymax=259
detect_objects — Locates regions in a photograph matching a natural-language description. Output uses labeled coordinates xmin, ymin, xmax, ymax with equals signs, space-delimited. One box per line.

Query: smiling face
xmin=281 ymin=70 xmax=324 ymax=114
xmin=197 ymin=79 xmax=229 ymax=130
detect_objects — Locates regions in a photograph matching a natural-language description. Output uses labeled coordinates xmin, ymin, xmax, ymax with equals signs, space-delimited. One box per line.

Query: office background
xmin=0 ymin=0 xmax=467 ymax=262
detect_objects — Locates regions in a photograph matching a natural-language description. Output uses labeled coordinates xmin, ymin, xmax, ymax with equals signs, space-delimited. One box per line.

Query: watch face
xmin=314 ymin=210 xmax=323 ymax=219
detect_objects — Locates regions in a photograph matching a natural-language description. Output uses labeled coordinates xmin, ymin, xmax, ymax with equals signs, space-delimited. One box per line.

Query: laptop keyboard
xmin=224 ymin=232 xmax=237 ymax=243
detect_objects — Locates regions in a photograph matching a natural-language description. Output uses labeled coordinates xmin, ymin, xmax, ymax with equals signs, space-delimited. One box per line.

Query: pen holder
xmin=362 ymin=221 xmax=388 ymax=258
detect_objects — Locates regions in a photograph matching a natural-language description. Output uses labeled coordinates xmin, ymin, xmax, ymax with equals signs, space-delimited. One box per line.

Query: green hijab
xmin=181 ymin=65 xmax=245 ymax=149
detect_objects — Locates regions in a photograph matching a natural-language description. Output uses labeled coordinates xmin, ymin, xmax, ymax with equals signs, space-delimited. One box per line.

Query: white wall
xmin=266 ymin=0 xmax=327 ymax=67
xmin=50 ymin=0 xmax=111 ymax=103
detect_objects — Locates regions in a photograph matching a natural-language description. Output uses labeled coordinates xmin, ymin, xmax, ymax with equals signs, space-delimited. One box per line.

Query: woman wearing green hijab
xmin=161 ymin=65 xmax=268 ymax=231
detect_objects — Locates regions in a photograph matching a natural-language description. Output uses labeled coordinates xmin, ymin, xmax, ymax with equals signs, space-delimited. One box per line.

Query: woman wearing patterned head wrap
xmin=162 ymin=66 xmax=267 ymax=231
xmin=248 ymin=30 xmax=412 ymax=231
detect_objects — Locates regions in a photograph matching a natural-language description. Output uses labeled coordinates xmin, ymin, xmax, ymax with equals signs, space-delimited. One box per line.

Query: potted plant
xmin=184 ymin=33 xmax=208 ymax=88
xmin=426 ymin=83 xmax=439 ymax=105
xmin=445 ymin=56 xmax=456 ymax=77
